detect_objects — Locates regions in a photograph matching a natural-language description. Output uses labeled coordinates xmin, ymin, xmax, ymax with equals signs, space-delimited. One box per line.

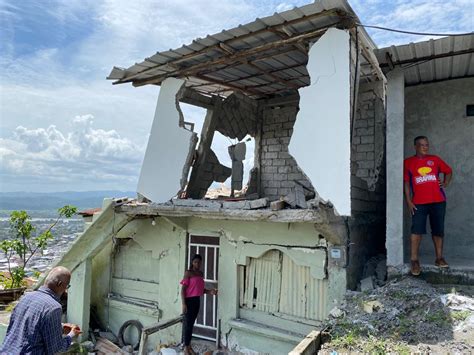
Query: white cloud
xmin=0 ymin=115 xmax=144 ymax=191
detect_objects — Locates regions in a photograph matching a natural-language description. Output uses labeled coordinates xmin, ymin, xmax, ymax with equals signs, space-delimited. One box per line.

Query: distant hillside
xmin=0 ymin=191 xmax=136 ymax=210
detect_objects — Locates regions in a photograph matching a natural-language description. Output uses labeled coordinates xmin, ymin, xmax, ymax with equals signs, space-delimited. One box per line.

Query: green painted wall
xmin=88 ymin=215 xmax=347 ymax=353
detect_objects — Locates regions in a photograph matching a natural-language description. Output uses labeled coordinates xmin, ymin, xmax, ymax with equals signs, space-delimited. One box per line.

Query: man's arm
xmin=40 ymin=308 xmax=72 ymax=354
xmin=404 ymin=181 xmax=417 ymax=215
xmin=439 ymin=172 xmax=452 ymax=188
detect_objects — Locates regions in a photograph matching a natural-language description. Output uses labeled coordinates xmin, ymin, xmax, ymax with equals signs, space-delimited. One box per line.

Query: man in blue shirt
xmin=0 ymin=266 xmax=82 ymax=354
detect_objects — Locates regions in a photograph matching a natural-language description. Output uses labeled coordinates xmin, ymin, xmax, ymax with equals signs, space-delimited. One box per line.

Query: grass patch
xmin=425 ymin=310 xmax=450 ymax=326
xmin=451 ymin=310 xmax=471 ymax=322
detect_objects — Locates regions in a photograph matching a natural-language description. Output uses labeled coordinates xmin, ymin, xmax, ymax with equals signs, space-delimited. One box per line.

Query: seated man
xmin=0 ymin=266 xmax=82 ymax=354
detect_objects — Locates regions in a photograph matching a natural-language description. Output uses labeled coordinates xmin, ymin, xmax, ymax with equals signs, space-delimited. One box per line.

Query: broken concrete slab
xmin=270 ymin=200 xmax=286 ymax=211
xmin=137 ymin=77 xmax=198 ymax=203
xmin=288 ymin=28 xmax=351 ymax=215
xmin=229 ymin=142 xmax=246 ymax=193
xmin=171 ymin=199 xmax=222 ymax=210
xmin=222 ymin=197 xmax=269 ymax=210
xmin=283 ymin=183 xmax=307 ymax=209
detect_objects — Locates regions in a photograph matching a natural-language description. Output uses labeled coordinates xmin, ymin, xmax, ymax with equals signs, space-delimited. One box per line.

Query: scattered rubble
xmin=320 ymin=277 xmax=474 ymax=354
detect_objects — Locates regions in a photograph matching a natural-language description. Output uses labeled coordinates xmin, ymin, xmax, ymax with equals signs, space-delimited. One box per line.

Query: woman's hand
xmin=182 ymin=303 xmax=187 ymax=314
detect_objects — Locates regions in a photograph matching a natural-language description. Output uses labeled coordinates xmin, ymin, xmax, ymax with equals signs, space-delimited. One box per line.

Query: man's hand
xmin=209 ymin=289 xmax=218 ymax=296
xmin=63 ymin=323 xmax=82 ymax=337
xmin=439 ymin=180 xmax=448 ymax=188
xmin=407 ymin=200 xmax=417 ymax=215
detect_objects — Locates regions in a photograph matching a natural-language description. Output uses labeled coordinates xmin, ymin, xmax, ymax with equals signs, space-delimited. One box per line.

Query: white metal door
xmin=188 ymin=235 xmax=219 ymax=341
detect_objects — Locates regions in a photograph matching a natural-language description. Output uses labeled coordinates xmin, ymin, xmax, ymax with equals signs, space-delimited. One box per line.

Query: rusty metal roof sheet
xmin=375 ymin=34 xmax=474 ymax=86
xmin=108 ymin=0 xmax=378 ymax=99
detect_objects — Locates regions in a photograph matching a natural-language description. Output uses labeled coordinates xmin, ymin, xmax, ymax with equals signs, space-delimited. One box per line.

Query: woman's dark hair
xmin=189 ymin=254 xmax=202 ymax=269
xmin=192 ymin=254 xmax=202 ymax=262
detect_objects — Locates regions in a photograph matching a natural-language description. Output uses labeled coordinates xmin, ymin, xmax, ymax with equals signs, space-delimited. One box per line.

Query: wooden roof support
xmin=116 ymin=8 xmax=345 ymax=84
xmin=131 ymin=24 xmax=338 ymax=87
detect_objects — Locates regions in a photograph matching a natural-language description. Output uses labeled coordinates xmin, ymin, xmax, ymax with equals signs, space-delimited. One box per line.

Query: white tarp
xmin=288 ymin=28 xmax=351 ymax=215
xmin=137 ymin=78 xmax=197 ymax=202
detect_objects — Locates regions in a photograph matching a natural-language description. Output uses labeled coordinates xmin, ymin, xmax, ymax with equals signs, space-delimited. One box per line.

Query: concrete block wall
xmin=259 ymin=105 xmax=314 ymax=201
xmin=351 ymin=82 xmax=386 ymax=215
xmin=347 ymin=80 xmax=387 ymax=290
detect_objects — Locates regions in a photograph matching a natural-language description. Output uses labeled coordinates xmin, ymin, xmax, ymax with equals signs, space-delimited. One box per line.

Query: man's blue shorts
xmin=411 ymin=202 xmax=446 ymax=237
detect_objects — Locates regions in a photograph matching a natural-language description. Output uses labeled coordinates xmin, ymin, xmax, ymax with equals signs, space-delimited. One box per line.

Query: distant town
xmin=0 ymin=190 xmax=135 ymax=276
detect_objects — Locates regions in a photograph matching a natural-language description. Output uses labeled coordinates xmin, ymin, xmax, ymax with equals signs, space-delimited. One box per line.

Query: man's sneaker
xmin=435 ymin=258 xmax=449 ymax=268
xmin=410 ymin=260 xmax=421 ymax=276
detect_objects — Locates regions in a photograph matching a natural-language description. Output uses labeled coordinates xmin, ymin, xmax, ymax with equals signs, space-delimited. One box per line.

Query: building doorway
xmin=187 ymin=235 xmax=219 ymax=341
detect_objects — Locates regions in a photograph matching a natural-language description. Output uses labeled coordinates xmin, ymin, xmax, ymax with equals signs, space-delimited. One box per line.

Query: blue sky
xmin=0 ymin=0 xmax=472 ymax=192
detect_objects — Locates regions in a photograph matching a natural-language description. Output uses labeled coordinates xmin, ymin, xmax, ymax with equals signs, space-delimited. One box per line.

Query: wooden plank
xmin=289 ymin=330 xmax=321 ymax=355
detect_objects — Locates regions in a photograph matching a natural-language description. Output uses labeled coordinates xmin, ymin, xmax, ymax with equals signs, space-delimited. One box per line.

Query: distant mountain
xmin=0 ymin=190 xmax=136 ymax=211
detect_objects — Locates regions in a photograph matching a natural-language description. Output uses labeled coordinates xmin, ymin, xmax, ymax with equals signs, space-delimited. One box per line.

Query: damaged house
xmin=26 ymin=0 xmax=472 ymax=353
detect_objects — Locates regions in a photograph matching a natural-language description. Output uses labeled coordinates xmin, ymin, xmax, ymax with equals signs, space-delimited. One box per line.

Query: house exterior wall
xmin=89 ymin=214 xmax=347 ymax=354
xmin=403 ymin=77 xmax=474 ymax=263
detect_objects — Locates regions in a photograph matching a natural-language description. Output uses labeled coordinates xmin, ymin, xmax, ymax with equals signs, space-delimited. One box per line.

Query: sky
xmin=0 ymin=0 xmax=472 ymax=192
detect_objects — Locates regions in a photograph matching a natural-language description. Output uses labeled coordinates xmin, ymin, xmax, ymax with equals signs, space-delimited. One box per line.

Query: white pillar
xmin=67 ymin=258 xmax=92 ymax=341
xmin=386 ymin=68 xmax=405 ymax=267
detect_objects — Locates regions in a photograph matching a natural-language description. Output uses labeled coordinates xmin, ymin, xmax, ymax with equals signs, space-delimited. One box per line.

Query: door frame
xmin=186 ymin=233 xmax=220 ymax=342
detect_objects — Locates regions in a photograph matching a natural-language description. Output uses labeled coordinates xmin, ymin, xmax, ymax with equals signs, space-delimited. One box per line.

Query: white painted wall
xmin=289 ymin=28 xmax=351 ymax=215
xmin=137 ymin=78 xmax=198 ymax=202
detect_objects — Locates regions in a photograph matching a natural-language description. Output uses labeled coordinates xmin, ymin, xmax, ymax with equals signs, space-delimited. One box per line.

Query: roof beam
xmin=379 ymin=48 xmax=474 ymax=67
xmin=132 ymin=24 xmax=338 ymax=87
xmin=114 ymin=8 xmax=345 ymax=84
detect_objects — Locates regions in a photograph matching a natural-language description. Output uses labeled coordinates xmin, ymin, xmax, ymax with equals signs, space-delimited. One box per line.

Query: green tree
xmin=0 ymin=205 xmax=77 ymax=289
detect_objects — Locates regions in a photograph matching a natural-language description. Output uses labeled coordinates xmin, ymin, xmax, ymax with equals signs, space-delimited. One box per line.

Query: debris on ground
xmin=320 ymin=277 xmax=474 ymax=354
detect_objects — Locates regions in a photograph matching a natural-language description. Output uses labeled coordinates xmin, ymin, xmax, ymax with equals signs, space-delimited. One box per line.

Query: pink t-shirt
xmin=180 ymin=275 xmax=205 ymax=298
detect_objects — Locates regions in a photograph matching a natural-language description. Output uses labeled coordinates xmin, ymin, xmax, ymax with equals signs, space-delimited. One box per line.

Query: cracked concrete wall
xmin=90 ymin=219 xmax=186 ymax=353
xmin=289 ymin=28 xmax=351 ymax=215
xmin=137 ymin=77 xmax=198 ymax=203
xmin=403 ymin=77 xmax=474 ymax=263
xmin=88 ymin=214 xmax=347 ymax=353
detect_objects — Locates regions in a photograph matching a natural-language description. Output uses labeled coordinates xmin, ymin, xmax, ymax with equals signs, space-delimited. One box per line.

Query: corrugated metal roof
xmin=375 ymin=34 xmax=474 ymax=86
xmin=108 ymin=0 xmax=379 ymax=99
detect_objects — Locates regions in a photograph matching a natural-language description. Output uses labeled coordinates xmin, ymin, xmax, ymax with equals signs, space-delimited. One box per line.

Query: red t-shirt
xmin=403 ymin=154 xmax=452 ymax=205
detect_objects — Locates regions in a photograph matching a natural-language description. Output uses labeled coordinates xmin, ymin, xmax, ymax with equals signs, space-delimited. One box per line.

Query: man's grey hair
xmin=45 ymin=266 xmax=71 ymax=287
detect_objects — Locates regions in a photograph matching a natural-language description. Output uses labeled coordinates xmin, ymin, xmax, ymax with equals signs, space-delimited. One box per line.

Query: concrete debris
xmin=95 ymin=337 xmax=126 ymax=354
xmin=361 ymin=254 xmax=387 ymax=287
xmin=329 ymin=307 xmax=344 ymax=318
xmin=222 ymin=198 xmax=269 ymax=210
xmin=270 ymin=200 xmax=286 ymax=211
xmin=321 ymin=277 xmax=474 ymax=354
xmin=440 ymin=293 xmax=474 ymax=312
xmin=228 ymin=142 xmax=246 ymax=193
xmin=245 ymin=167 xmax=259 ymax=195
xmin=363 ymin=300 xmax=383 ymax=313
xmin=360 ymin=276 xmax=375 ymax=292
xmin=283 ymin=183 xmax=307 ymax=209
xmin=171 ymin=199 xmax=222 ymax=210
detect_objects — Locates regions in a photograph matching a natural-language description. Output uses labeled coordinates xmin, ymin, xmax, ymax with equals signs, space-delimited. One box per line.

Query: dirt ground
xmin=320 ymin=277 xmax=474 ymax=354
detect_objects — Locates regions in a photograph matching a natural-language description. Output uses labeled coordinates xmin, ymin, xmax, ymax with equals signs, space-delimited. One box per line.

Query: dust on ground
xmin=320 ymin=277 xmax=474 ymax=354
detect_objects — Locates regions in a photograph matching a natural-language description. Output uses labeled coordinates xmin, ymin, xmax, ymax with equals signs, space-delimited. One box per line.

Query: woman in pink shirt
xmin=180 ymin=254 xmax=217 ymax=355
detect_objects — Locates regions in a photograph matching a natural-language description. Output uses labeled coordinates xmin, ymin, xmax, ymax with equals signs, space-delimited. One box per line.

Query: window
xmin=239 ymin=249 xmax=328 ymax=321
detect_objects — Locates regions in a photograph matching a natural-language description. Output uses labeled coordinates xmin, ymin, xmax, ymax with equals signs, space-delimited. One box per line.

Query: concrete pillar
xmin=67 ymin=258 xmax=92 ymax=341
xmin=386 ymin=68 xmax=405 ymax=267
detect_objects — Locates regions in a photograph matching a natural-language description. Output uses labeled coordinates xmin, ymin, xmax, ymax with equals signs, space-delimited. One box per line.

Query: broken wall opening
xmin=185 ymin=92 xmax=259 ymax=200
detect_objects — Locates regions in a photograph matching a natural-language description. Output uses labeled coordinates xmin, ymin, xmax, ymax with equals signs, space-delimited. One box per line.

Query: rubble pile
xmin=321 ymin=277 xmax=474 ymax=354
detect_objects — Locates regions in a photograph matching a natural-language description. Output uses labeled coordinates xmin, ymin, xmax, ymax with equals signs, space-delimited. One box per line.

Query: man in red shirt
xmin=404 ymin=136 xmax=453 ymax=276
